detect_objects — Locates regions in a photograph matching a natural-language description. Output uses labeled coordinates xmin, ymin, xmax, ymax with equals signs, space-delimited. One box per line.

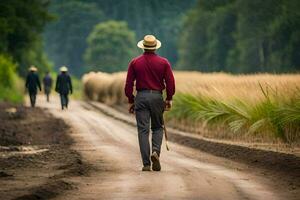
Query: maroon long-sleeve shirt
xmin=125 ymin=52 xmax=175 ymax=103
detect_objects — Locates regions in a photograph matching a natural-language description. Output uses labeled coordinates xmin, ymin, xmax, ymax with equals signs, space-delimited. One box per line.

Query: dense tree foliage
xmin=87 ymin=0 xmax=196 ymax=64
xmin=44 ymin=0 xmax=195 ymax=75
xmin=44 ymin=0 xmax=104 ymax=76
xmin=178 ymin=0 xmax=300 ymax=73
xmin=84 ymin=21 xmax=136 ymax=72
xmin=0 ymin=0 xmax=52 ymax=76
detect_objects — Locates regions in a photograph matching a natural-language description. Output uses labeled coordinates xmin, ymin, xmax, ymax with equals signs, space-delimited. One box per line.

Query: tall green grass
xmin=168 ymin=86 xmax=300 ymax=143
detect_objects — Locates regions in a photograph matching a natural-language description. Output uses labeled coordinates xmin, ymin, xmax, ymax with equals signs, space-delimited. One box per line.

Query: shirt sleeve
xmin=25 ymin=75 xmax=29 ymax=88
xmin=36 ymin=75 xmax=41 ymax=91
xmin=55 ymin=76 xmax=59 ymax=92
xmin=164 ymin=60 xmax=175 ymax=101
xmin=124 ymin=60 xmax=136 ymax=103
xmin=50 ymin=77 xmax=53 ymax=87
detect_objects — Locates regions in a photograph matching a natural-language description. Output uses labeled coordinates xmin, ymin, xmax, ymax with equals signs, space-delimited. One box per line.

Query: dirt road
xmin=29 ymin=95 xmax=295 ymax=200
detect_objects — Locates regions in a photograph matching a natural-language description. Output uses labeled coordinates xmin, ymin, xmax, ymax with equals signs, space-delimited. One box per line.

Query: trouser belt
xmin=138 ymin=89 xmax=162 ymax=94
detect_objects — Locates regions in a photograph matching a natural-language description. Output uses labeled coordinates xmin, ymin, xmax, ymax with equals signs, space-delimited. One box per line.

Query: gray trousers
xmin=44 ymin=86 xmax=51 ymax=102
xmin=135 ymin=91 xmax=164 ymax=166
xmin=60 ymin=94 xmax=69 ymax=109
xmin=29 ymin=93 xmax=36 ymax=107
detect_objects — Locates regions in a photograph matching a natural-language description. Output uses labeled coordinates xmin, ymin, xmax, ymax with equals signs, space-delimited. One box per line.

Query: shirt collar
xmin=143 ymin=51 xmax=156 ymax=55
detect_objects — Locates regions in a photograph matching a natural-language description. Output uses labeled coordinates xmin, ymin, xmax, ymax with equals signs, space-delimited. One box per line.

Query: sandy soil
xmin=1 ymin=96 xmax=299 ymax=199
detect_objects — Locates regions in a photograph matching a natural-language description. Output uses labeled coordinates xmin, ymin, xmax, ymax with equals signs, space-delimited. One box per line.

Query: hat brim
xmin=29 ymin=67 xmax=37 ymax=71
xmin=137 ymin=39 xmax=161 ymax=50
xmin=60 ymin=67 xmax=68 ymax=72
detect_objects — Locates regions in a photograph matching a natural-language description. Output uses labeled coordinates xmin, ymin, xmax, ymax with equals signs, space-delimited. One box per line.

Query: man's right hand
xmin=164 ymin=100 xmax=172 ymax=111
xmin=128 ymin=103 xmax=135 ymax=114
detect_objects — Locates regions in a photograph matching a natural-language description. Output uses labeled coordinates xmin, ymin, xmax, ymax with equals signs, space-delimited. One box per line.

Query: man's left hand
xmin=164 ymin=100 xmax=172 ymax=111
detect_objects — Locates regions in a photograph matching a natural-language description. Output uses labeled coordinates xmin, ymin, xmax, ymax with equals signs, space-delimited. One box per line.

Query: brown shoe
xmin=142 ymin=166 xmax=151 ymax=171
xmin=151 ymin=152 xmax=161 ymax=171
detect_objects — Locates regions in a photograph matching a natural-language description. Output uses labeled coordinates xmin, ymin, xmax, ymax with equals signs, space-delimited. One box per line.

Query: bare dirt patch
xmin=0 ymin=103 xmax=93 ymax=200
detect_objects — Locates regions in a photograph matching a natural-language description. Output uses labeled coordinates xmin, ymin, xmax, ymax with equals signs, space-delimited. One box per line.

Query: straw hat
xmin=137 ymin=35 xmax=161 ymax=50
xmin=29 ymin=66 xmax=37 ymax=72
xmin=60 ymin=66 xmax=68 ymax=72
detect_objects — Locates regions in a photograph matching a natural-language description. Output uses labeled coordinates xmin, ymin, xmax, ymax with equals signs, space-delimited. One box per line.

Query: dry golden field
xmin=83 ymin=71 xmax=300 ymax=104
xmin=82 ymin=71 xmax=300 ymax=143
xmin=174 ymin=72 xmax=300 ymax=102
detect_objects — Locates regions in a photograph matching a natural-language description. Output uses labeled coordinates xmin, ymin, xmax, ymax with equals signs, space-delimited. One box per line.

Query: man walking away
xmin=43 ymin=71 xmax=52 ymax=102
xmin=125 ymin=35 xmax=175 ymax=171
xmin=55 ymin=66 xmax=72 ymax=110
xmin=25 ymin=66 xmax=41 ymax=107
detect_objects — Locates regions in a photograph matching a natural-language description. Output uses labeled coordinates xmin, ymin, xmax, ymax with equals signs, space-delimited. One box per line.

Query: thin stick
xmin=163 ymin=114 xmax=170 ymax=151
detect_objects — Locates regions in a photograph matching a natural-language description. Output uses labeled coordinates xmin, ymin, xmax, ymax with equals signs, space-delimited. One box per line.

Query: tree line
xmin=178 ymin=0 xmax=300 ymax=73
xmin=0 ymin=0 xmax=299 ymax=81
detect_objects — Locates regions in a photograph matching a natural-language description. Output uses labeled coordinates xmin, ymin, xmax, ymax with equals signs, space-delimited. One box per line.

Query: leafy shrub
xmin=0 ymin=55 xmax=16 ymax=87
xmin=0 ymin=55 xmax=23 ymax=103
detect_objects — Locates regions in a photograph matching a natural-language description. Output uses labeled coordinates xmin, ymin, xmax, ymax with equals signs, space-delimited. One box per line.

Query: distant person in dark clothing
xmin=25 ymin=66 xmax=41 ymax=107
xmin=43 ymin=71 xmax=52 ymax=102
xmin=55 ymin=66 xmax=72 ymax=110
